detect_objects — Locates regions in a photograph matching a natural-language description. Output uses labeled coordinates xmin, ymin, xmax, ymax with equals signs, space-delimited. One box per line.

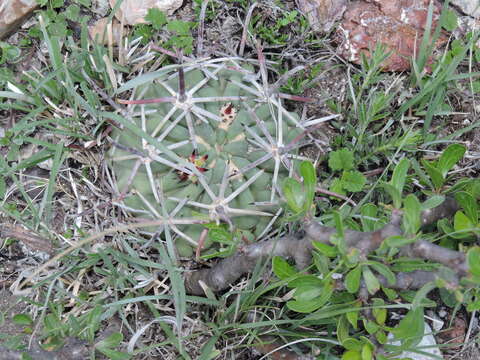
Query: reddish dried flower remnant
xmin=223 ymin=103 xmax=233 ymax=115
xmin=337 ymin=0 xmax=446 ymax=71
xmin=219 ymin=103 xmax=237 ymax=130
xmin=177 ymin=151 xmax=209 ymax=182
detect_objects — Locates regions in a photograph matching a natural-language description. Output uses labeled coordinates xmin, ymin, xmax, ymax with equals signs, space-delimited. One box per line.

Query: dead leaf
xmin=437 ymin=315 xmax=467 ymax=349
xmin=88 ymin=17 xmax=124 ymax=45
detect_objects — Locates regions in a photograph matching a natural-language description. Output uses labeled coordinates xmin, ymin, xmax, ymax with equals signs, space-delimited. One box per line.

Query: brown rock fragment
xmin=0 ymin=0 xmax=38 ymax=40
xmin=337 ymin=0 xmax=446 ymax=71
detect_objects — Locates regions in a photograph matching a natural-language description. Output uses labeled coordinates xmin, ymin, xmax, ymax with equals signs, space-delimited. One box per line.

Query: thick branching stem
xmin=185 ymin=199 xmax=466 ymax=296
xmin=186 ymin=234 xmax=311 ymax=294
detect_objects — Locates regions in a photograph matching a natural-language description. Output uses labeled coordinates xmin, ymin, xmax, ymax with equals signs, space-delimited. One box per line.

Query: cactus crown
xmin=110 ymin=57 xmax=316 ymax=256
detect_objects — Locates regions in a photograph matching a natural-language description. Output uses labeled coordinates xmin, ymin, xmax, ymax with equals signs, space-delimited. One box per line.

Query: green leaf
xmin=288 ymin=275 xmax=323 ymax=288
xmin=96 ymin=348 xmax=131 ymax=360
xmin=384 ymin=235 xmax=416 ymax=248
xmin=372 ymin=298 xmax=387 ymax=325
xmin=300 ymin=160 xmax=316 ymax=212
xmin=286 ymin=298 xmax=321 ymax=313
xmin=208 ymin=228 xmax=233 ymax=244
xmin=337 ymin=315 xmax=349 ymax=344
xmin=272 ymin=256 xmax=296 ymax=280
xmin=376 ymin=330 xmax=388 ymax=344
xmin=343 ymin=337 xmax=363 ymax=351
xmin=455 ymin=191 xmax=478 ymax=225
xmin=167 ymin=20 xmax=192 ymax=35
xmin=362 ymin=267 xmax=380 ymax=295
xmin=403 ymin=194 xmax=421 ymax=235
xmin=294 ymin=285 xmax=323 ymax=302
xmin=287 ymin=282 xmax=333 ymax=313
xmin=145 ymin=8 xmax=168 ymax=29
xmin=0 ymin=42 xmax=20 ymax=64
xmin=361 ymin=343 xmax=373 ymax=360
xmin=454 ymin=210 xmax=474 ymax=235
xmin=467 ymin=247 xmax=480 ymax=277
xmin=64 ymin=4 xmax=80 ymax=21
xmin=51 ymin=0 xmax=64 ymax=8
xmin=390 ymin=158 xmax=410 ymax=195
xmin=86 ymin=305 xmax=103 ymax=341
xmin=12 ymin=314 xmax=33 ymax=326
xmin=332 ymin=211 xmax=346 ymax=254
xmin=282 ymin=177 xmax=305 ymax=213
xmin=345 ymin=266 xmax=361 ymax=293
xmin=421 ymin=195 xmax=445 ymax=210
xmin=330 ymin=177 xmax=346 ymax=196
xmin=312 ymin=252 xmax=330 ymax=275
xmin=312 ymin=241 xmax=338 ymax=258
xmin=346 ymin=308 xmax=359 ymax=330
xmin=342 ymin=350 xmax=361 ymax=360
xmin=412 ymin=282 xmax=437 ymax=309
xmin=364 ymin=319 xmax=379 ymax=334
xmin=467 ymin=299 xmax=480 ymax=312
xmin=341 ymin=170 xmax=366 ymax=192
xmin=391 ymin=308 xmax=424 ymax=342
xmin=360 ymin=203 xmax=378 ymax=232
xmin=421 ymin=159 xmax=444 ymax=190
xmin=437 ymin=144 xmax=466 ymax=178
xmin=329 ymin=148 xmax=354 ymax=171
xmin=381 ymin=182 xmax=402 ymax=209
xmin=43 ymin=314 xmax=62 ymax=332
xmin=368 ymin=262 xmax=396 ymax=286
xmin=441 ymin=9 xmax=458 ymax=31
xmin=96 ymin=332 xmax=123 ymax=350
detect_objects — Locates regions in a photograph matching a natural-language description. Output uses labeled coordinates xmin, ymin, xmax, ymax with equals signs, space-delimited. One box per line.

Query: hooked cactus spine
xmin=110 ymin=58 xmax=316 ymax=257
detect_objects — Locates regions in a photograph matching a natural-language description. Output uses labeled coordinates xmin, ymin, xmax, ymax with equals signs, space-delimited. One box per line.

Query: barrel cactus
xmin=109 ymin=58 xmax=315 ymax=256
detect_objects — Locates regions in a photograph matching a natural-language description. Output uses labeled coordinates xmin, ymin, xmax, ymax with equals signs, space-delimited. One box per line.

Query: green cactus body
xmin=110 ymin=60 xmax=309 ymax=255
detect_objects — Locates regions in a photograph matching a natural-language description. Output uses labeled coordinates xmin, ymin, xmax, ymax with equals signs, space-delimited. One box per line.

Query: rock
xmin=296 ymin=0 xmax=347 ymax=33
xmin=388 ymin=322 xmax=443 ymax=360
xmin=451 ymin=0 xmax=480 ymax=18
xmin=109 ymin=0 xmax=183 ymax=25
xmin=0 ymin=0 xmax=38 ymax=39
xmin=336 ymin=0 xmax=447 ymax=71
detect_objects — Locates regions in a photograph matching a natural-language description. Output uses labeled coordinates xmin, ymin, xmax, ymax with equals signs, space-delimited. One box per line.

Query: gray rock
xmin=0 ymin=0 xmax=38 ymax=40
xmin=452 ymin=0 xmax=480 ymax=18
xmin=388 ymin=323 xmax=443 ymax=360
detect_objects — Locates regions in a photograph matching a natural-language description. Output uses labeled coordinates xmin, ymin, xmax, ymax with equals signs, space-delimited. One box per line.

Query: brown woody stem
xmin=185 ymin=198 xmax=465 ymax=296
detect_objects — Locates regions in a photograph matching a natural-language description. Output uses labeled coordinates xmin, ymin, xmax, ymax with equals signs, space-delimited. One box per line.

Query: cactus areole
xmin=110 ymin=58 xmax=315 ymax=256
